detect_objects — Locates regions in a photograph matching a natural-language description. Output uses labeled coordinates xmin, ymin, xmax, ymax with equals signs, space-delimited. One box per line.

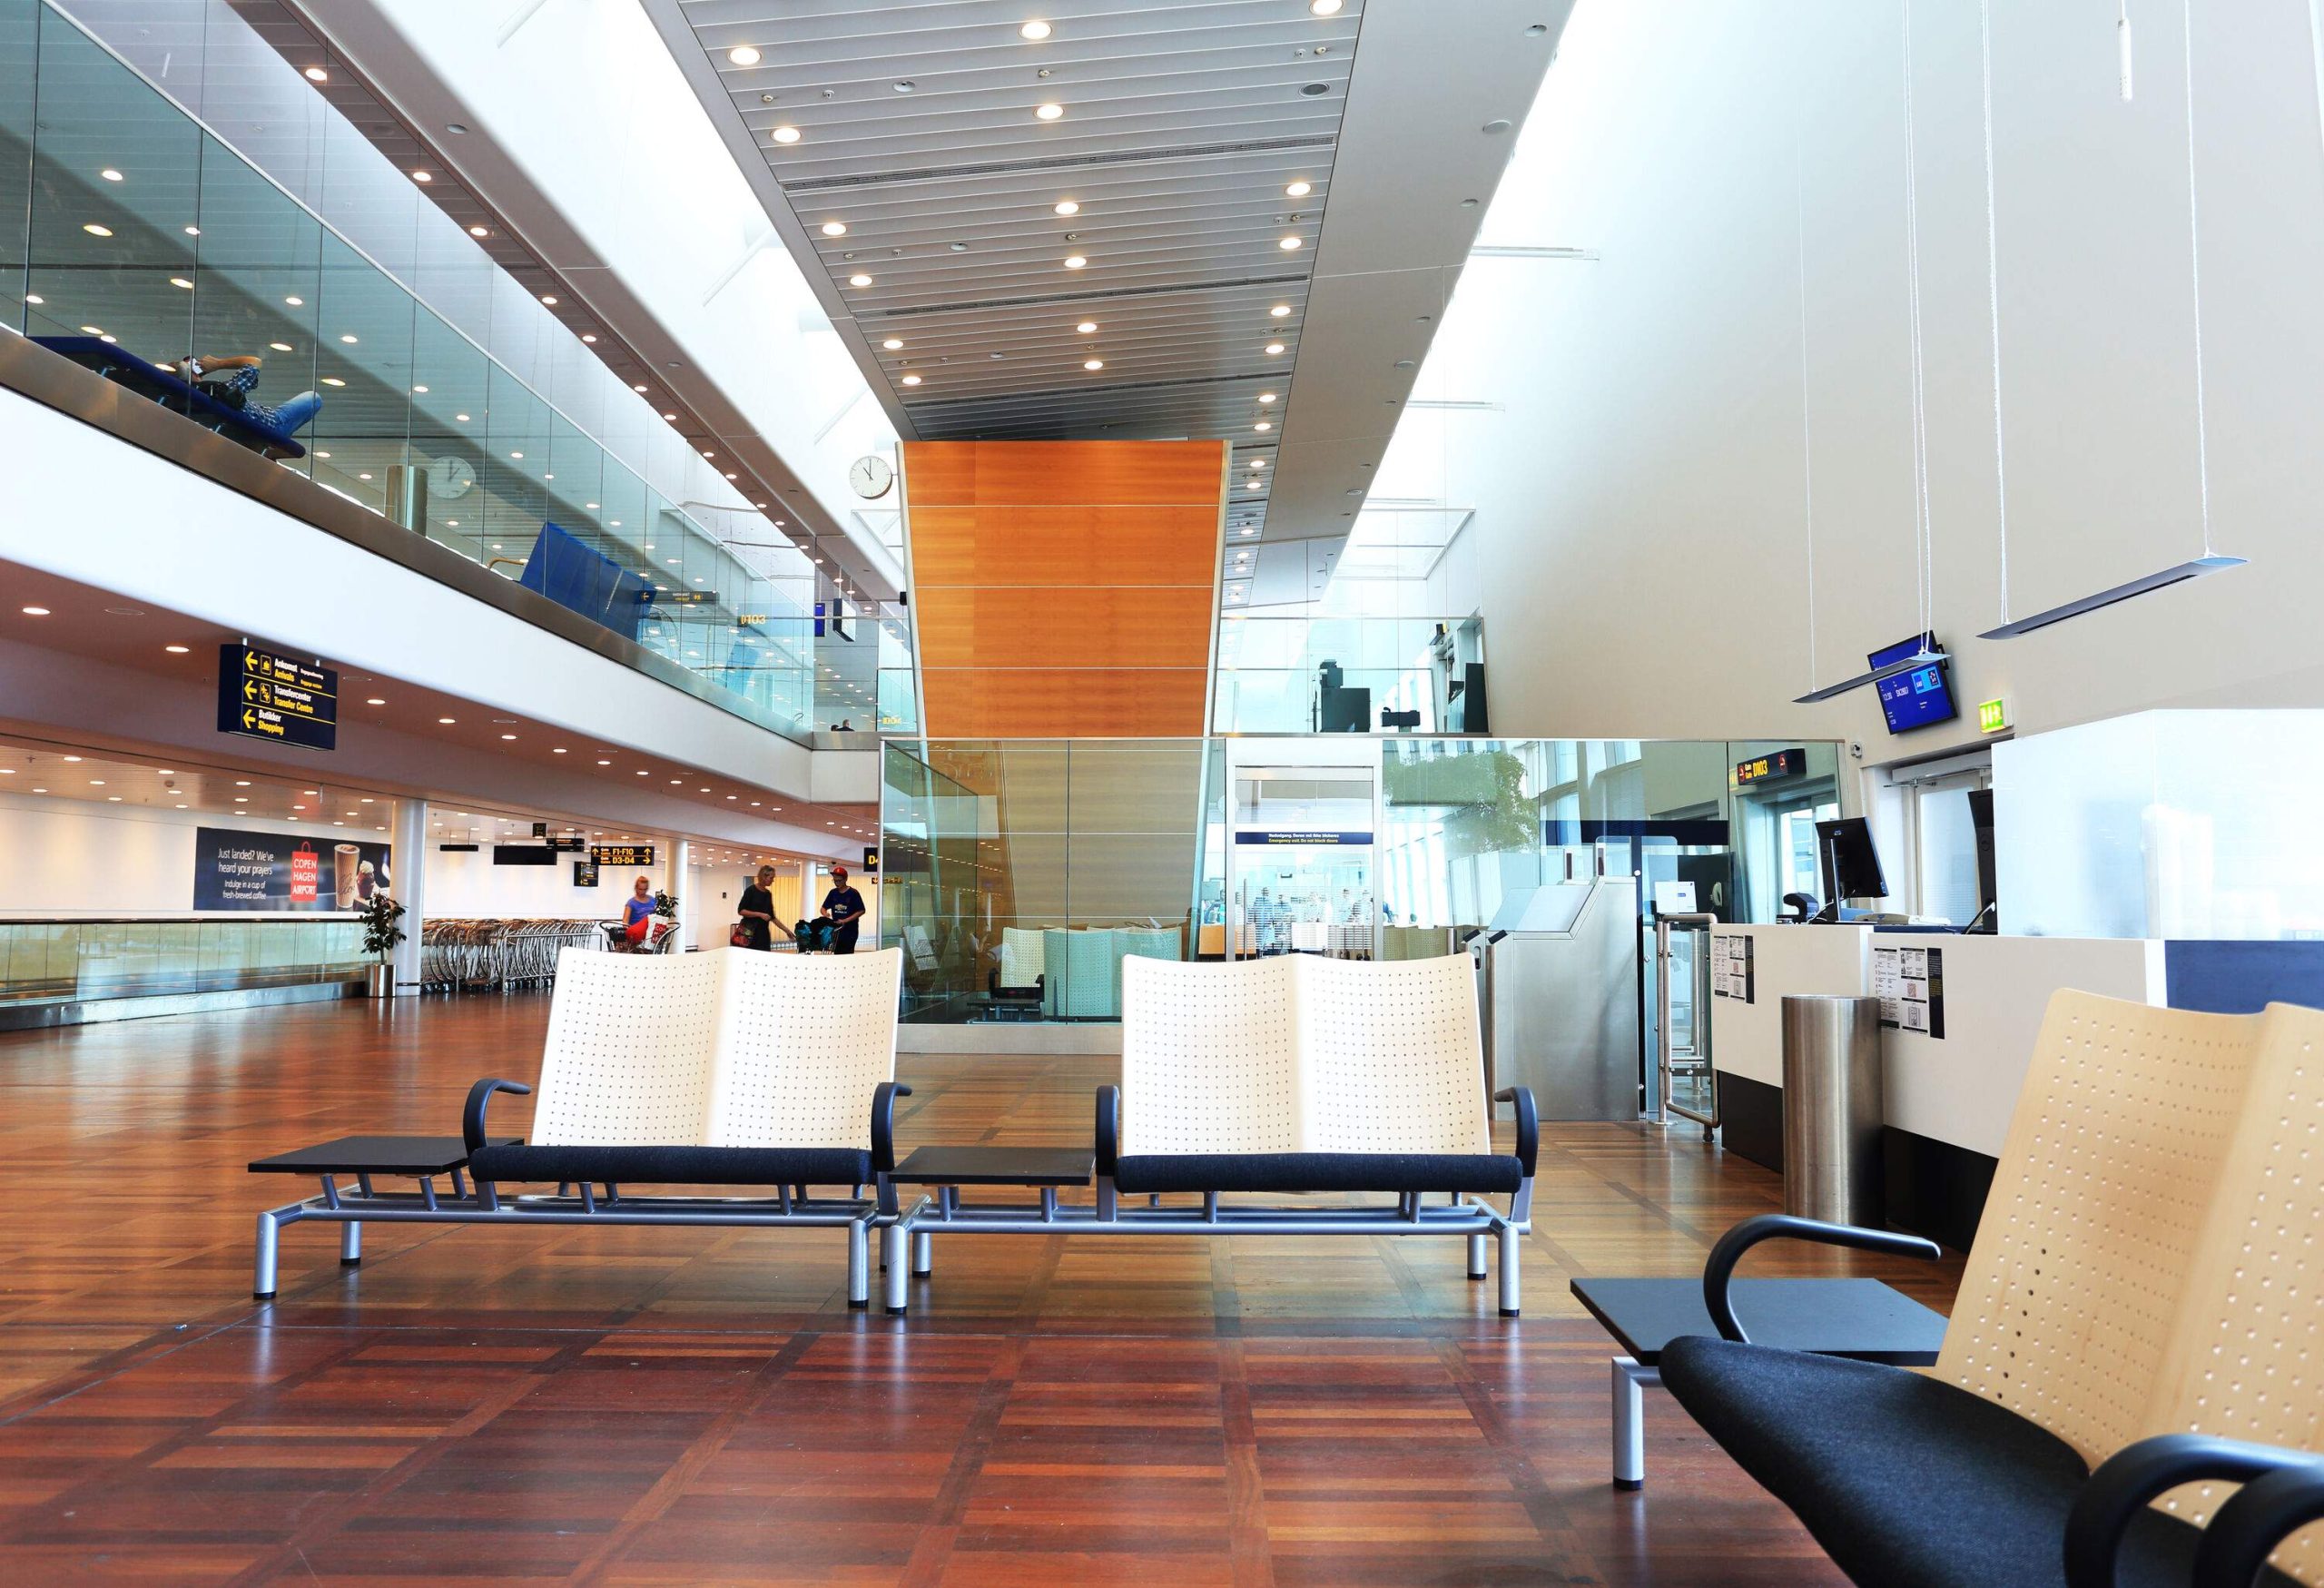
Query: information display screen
xmin=590 ymin=844 xmax=656 ymax=868
xmin=1868 ymin=636 xmax=1959 ymax=734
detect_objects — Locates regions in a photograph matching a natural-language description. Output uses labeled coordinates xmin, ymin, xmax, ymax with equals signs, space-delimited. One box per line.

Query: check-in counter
xmin=1706 ymin=924 xmax=2164 ymax=1248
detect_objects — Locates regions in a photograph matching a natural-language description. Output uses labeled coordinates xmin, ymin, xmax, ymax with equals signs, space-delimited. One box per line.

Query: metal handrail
xmin=1655 ymin=911 xmax=1720 ymax=1130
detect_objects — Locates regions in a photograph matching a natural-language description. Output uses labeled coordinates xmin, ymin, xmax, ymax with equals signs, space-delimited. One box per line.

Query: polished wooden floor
xmin=0 ymin=995 xmax=1961 ymax=1585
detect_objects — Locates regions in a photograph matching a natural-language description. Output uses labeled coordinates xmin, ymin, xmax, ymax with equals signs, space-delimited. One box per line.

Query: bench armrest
xmin=1096 ymin=1085 xmax=1120 ymax=1177
xmin=2192 ymin=1457 xmax=2324 ymax=1588
xmin=2063 ymin=1435 xmax=2324 ymax=1588
xmin=1492 ymin=1086 xmax=1539 ymax=1177
xmin=872 ymin=1081 xmax=912 ymax=1175
xmin=462 ymin=1078 xmax=531 ymax=1154
xmin=1703 ymin=1214 xmax=1940 ymax=1345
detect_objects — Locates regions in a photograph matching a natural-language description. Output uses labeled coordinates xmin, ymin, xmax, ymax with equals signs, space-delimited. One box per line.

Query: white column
xmin=673 ymin=838 xmax=695 ymax=951
xmin=389 ymin=797 xmax=427 ymax=995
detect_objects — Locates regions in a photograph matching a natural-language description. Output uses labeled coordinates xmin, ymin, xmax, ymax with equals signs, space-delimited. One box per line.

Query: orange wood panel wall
xmin=901 ymin=440 xmax=1226 ymax=737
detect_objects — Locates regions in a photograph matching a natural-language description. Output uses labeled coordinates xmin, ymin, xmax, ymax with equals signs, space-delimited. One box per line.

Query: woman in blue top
xmin=622 ymin=876 xmax=657 ymax=948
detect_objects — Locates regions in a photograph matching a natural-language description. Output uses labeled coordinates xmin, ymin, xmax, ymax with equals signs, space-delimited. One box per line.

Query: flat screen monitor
xmin=1868 ymin=633 xmax=1958 ymax=734
xmin=1814 ymin=816 xmax=1889 ymax=904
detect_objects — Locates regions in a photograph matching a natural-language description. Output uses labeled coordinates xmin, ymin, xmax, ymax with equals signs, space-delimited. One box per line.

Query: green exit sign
xmin=1978 ymin=697 xmax=2011 ymax=734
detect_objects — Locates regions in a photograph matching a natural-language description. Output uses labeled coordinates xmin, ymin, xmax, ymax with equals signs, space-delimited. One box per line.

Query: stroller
xmin=793 ymin=917 xmax=836 ymax=953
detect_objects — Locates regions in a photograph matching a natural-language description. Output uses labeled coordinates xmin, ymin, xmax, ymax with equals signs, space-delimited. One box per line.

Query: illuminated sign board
xmin=590 ymin=844 xmax=657 ymax=868
xmin=1733 ymin=747 xmax=1807 ymax=785
xmin=217 ymin=643 xmax=336 ymax=752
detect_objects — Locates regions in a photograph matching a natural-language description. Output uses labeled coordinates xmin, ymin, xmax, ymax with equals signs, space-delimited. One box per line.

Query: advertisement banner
xmin=193 ymin=827 xmax=392 ymax=912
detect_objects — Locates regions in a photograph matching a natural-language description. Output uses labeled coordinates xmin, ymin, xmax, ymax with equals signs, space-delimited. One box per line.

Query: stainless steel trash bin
xmin=1779 ymin=994 xmax=1885 ymax=1226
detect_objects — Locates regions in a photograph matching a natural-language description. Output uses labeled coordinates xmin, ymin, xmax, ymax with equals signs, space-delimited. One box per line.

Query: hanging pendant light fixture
xmin=1797 ymin=0 xmax=1947 ymax=705
xmin=1979 ymin=0 xmax=2243 ymax=639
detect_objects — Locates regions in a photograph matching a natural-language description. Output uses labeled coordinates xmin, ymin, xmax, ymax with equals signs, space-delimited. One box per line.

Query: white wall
xmin=0 ymin=794 xmax=355 ymax=916
xmin=426 ymin=844 xmax=668 ymax=920
xmin=1397 ymin=0 xmax=2324 ymax=750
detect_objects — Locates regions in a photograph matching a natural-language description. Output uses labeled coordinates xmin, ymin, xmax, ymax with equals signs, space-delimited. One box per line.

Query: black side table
xmin=248 ymin=1134 xmax=515 ymax=1294
xmin=1570 ymin=1275 xmax=1947 ymax=1489
xmin=880 ymin=1146 xmax=1095 ymax=1312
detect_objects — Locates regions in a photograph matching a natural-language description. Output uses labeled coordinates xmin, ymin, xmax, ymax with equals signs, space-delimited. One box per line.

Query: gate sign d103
xmin=217 ymin=643 xmax=337 ymax=752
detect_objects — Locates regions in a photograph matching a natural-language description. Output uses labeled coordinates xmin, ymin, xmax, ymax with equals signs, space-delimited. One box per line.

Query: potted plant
xmin=355 ymin=891 xmax=407 ymax=997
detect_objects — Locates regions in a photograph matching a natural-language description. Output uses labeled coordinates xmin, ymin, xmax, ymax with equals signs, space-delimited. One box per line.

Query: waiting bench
xmin=883 ymin=953 xmax=1537 ymax=1314
xmin=33 ymin=335 xmax=310 ymax=459
xmin=1658 ymin=991 xmax=2324 ymax=1588
xmin=251 ymin=946 xmax=907 ymax=1307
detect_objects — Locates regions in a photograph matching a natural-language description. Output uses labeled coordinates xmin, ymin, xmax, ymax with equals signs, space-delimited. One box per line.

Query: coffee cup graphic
xmin=333 ymin=843 xmax=362 ymax=909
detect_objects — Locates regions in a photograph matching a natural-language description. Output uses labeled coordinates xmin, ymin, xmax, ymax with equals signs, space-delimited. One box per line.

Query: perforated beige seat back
xmin=2138 ymin=1000 xmax=2324 ymax=1580
xmin=708 ymin=947 xmax=900 ymax=1149
xmin=1935 ymin=991 xmax=2264 ymax=1458
xmin=1300 ymin=956 xmax=1490 ymax=1155
xmin=531 ymin=948 xmax=723 ymax=1146
xmin=1121 ymin=954 xmax=1299 ymax=1156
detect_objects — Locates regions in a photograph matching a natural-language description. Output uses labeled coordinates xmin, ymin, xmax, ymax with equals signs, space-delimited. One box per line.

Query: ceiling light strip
xmin=868 ymin=273 xmax=1310 ymax=320
xmin=776 ymin=134 xmax=1341 ymax=192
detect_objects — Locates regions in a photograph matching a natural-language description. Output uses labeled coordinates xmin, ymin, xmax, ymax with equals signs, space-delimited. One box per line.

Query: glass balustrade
xmin=0 ymin=917 xmax=366 ymax=1006
xmin=0 ymin=0 xmax=842 ymax=742
xmin=1211 ymin=615 xmax=1487 ymax=734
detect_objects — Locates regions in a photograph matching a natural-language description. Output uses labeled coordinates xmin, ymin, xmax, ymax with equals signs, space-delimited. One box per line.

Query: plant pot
xmin=365 ymin=962 xmax=394 ymax=999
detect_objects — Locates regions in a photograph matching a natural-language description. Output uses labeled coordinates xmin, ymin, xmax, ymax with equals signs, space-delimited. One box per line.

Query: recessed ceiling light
xmin=438 ymin=716 xmax=456 ymax=724
xmin=232 ymin=778 xmax=248 ymax=785
xmin=772 ymin=125 xmax=801 ymax=143
xmin=1285 ymin=181 xmax=1313 ymax=198
xmin=1246 ymin=479 xmax=1263 ymax=490
xmin=540 ymin=293 xmax=557 ymax=306
xmin=1021 ymin=19 xmax=1052 ymax=39
xmin=20 ymin=606 xmax=49 ymax=616
xmin=303 ymin=65 xmax=329 ymax=82
xmin=1254 ymin=420 xmax=1273 ymax=431
xmin=881 ymin=337 xmax=903 ymax=350
xmin=1252 ymin=459 xmax=1268 ymax=468
xmin=455 ymin=411 xmax=469 ymax=421
xmin=1077 ymin=321 xmax=1098 ymax=334
xmin=169 ymin=276 xmax=192 ymax=290
xmin=82 ymin=222 xmax=112 ymax=236
xmin=365 ymin=696 xmax=385 ymax=705
xmin=633 ymin=382 xmax=649 ymax=392
xmin=728 ymin=44 xmax=761 ymax=65
xmin=1062 ymin=254 xmax=1087 ymax=269
xmin=411 ymin=170 xmax=431 ymax=182
xmin=901 ymin=374 xmax=921 ymax=386
xmin=469 ymin=224 xmax=488 ymax=236
xmin=1053 ymin=199 xmax=1079 ymax=215
xmin=1258 ymin=392 xmax=1278 ymax=403
xmin=849 ymin=272 xmax=872 ymax=287
xmin=1278 ymin=235 xmax=1303 ymax=251
xmin=1264 ymin=341 xmax=1287 ymax=356
xmin=269 ymin=341 xmax=293 ymax=352
xmin=1311 ymin=0 xmax=1343 ymax=13
xmin=1035 ymin=103 xmax=1064 ymax=121
xmin=1084 ymin=359 xmax=1104 ymax=370
xmin=339 ymin=332 xmax=358 ymax=343
xmin=821 ymin=221 xmax=847 ymax=237
xmin=500 ymin=734 xmax=517 ymax=741
xmin=1271 ymin=304 xmax=1293 ymax=318
xmin=663 ymin=411 xmax=677 ymax=420
xmin=162 ymin=643 xmax=190 ymax=654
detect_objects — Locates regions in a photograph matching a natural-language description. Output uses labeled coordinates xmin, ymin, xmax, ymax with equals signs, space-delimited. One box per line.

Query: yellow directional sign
xmin=218 ymin=643 xmax=337 ymax=752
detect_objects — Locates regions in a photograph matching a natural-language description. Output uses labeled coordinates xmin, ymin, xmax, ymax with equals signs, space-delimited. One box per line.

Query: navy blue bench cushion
xmin=1659 ymin=1336 xmax=2299 ymax=1588
xmin=30 ymin=335 xmax=309 ymax=459
xmin=467 ymin=1142 xmax=872 ymax=1188
xmin=1112 ymin=1151 xmax=1522 ymax=1196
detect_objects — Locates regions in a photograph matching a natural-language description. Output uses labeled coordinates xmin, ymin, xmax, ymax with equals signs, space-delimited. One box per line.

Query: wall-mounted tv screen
xmin=1868 ymin=634 xmax=1959 ymax=734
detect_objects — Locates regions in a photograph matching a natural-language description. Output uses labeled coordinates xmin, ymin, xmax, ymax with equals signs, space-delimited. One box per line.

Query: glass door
xmin=1227 ymin=766 xmax=1379 ymax=960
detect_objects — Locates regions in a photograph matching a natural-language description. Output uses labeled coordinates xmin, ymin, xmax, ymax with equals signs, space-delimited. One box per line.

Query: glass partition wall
xmin=881 ymin=735 xmax=1846 ymax=1025
xmin=0 ymin=0 xmax=857 ymax=741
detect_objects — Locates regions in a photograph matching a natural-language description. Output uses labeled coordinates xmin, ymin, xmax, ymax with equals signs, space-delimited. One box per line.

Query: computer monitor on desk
xmin=1813 ymin=817 xmax=1889 ymax=922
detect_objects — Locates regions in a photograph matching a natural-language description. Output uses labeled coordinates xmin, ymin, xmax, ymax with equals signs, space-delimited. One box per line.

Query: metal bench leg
xmin=911 ymin=1228 xmax=933 ymax=1277
xmin=881 ymin=1221 xmax=900 ymax=1273
xmin=1612 ymin=1356 xmax=1658 ymax=1490
xmin=846 ymin=1218 xmax=870 ymax=1309
xmin=1467 ymin=1231 xmax=1488 ymax=1280
xmin=340 ymin=1222 xmax=362 ymax=1267
xmin=884 ymin=1218 xmax=911 ymax=1315
xmin=1497 ymin=1223 xmax=1521 ymax=1317
xmin=253 ymin=1208 xmax=284 ymax=1300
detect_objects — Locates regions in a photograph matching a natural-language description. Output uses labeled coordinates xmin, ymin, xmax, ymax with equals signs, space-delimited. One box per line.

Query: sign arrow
xmin=245 ymin=649 xmax=260 ymax=671
xmin=241 ymin=707 xmax=255 ymax=730
xmin=243 ymin=679 xmax=259 ymax=701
